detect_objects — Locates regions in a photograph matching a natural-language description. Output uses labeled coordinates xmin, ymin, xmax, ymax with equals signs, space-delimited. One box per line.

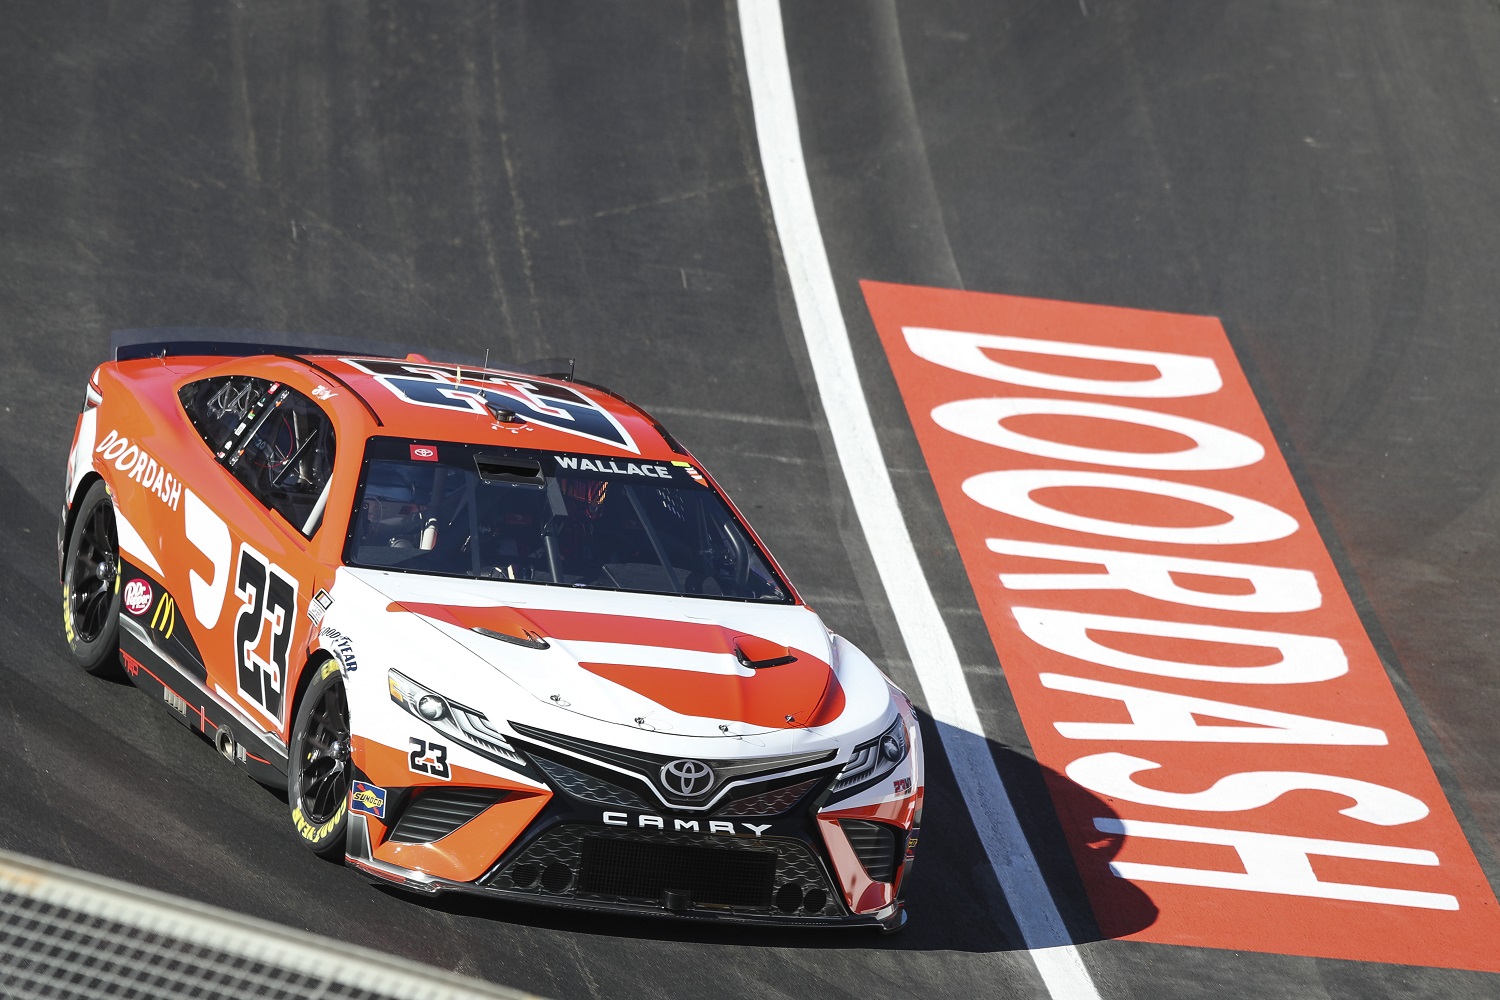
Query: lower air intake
xmin=839 ymin=819 xmax=899 ymax=882
xmin=488 ymin=826 xmax=843 ymax=916
xmin=388 ymin=787 xmax=504 ymax=844
xmin=578 ymin=837 xmax=775 ymax=909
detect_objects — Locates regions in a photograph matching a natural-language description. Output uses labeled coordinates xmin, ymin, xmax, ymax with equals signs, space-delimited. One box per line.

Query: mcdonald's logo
xmin=150 ymin=593 xmax=176 ymax=641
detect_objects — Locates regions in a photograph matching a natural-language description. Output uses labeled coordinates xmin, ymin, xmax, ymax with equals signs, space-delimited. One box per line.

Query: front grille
xmin=579 ymin=838 xmax=775 ymax=908
xmin=388 ymin=787 xmax=504 ymax=844
xmin=532 ymin=754 xmax=650 ymax=809
xmin=714 ymin=777 xmax=820 ymax=817
xmin=839 ymin=819 xmax=898 ymax=882
xmin=508 ymin=722 xmax=835 ymax=807
xmin=487 ymin=825 xmax=842 ymax=917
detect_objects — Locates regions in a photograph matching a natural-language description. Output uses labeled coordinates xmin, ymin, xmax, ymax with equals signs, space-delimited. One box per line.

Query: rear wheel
xmin=287 ymin=659 xmax=351 ymax=859
xmin=62 ymin=480 xmax=122 ymax=676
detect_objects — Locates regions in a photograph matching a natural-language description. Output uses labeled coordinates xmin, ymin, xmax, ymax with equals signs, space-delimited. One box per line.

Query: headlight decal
xmin=388 ymin=668 xmax=528 ymax=771
xmin=828 ymin=714 xmax=909 ymax=797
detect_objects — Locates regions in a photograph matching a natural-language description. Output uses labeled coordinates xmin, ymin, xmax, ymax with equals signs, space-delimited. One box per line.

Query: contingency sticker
xmin=862 ymin=279 xmax=1500 ymax=971
xmin=350 ymin=781 xmax=387 ymax=820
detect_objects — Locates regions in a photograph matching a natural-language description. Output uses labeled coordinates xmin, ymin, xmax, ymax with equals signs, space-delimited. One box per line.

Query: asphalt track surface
xmin=3 ymin=3 xmax=1499 ymax=999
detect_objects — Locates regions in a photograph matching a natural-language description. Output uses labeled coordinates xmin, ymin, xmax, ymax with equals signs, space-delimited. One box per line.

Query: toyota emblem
xmin=660 ymin=759 xmax=714 ymax=797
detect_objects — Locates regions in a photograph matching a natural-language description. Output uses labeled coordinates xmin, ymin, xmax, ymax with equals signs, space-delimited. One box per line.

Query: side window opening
xmin=180 ymin=375 xmax=337 ymax=537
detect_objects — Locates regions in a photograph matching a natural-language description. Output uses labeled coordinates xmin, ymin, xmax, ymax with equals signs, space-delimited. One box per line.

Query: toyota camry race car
xmin=59 ymin=331 xmax=923 ymax=929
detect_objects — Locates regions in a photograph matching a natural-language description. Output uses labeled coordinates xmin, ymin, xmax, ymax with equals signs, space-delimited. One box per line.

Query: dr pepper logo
xmin=122 ymin=578 xmax=153 ymax=616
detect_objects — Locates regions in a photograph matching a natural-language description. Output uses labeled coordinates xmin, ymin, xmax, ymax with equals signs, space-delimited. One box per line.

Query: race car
xmin=58 ymin=331 xmax=923 ymax=929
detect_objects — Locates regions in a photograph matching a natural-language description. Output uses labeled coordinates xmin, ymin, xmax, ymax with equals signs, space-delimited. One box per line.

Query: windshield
xmin=343 ymin=438 xmax=792 ymax=603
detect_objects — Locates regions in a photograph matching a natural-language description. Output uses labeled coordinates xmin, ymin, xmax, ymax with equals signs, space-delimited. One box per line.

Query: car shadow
xmin=379 ymin=708 xmax=1157 ymax=953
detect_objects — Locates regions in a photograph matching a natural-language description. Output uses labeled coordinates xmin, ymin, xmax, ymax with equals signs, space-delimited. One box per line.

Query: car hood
xmin=346 ymin=569 xmax=847 ymax=738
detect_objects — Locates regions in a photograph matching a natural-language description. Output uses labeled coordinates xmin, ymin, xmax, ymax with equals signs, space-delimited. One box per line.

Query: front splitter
xmin=345 ymin=853 xmax=907 ymax=933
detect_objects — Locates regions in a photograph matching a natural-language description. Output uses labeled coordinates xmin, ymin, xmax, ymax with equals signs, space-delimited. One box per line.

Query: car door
xmin=178 ymin=373 xmax=337 ymax=737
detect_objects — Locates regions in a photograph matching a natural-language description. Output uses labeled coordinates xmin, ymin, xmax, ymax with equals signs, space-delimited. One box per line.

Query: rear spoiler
xmin=109 ymin=328 xmax=575 ymax=380
xmin=110 ymin=327 xmax=469 ymax=364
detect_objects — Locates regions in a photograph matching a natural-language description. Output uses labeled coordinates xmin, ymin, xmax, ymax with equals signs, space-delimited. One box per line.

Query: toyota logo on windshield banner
xmin=863 ymin=280 xmax=1500 ymax=973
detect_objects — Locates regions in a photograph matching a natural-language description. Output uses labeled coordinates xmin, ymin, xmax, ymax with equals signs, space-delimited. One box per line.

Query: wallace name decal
xmin=554 ymin=455 xmax=673 ymax=478
xmin=862 ymin=280 xmax=1500 ymax=972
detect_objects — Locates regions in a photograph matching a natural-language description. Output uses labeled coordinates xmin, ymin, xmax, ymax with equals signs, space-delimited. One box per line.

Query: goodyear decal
xmin=61 ymin=582 xmax=73 ymax=643
xmin=292 ymin=800 xmax=346 ymax=845
xmin=320 ymin=626 xmax=358 ymax=674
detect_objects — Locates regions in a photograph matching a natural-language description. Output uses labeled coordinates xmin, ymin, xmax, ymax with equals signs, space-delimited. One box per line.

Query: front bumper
xmin=346 ymin=815 xmax=906 ymax=931
xmin=345 ymin=714 xmax=921 ymax=933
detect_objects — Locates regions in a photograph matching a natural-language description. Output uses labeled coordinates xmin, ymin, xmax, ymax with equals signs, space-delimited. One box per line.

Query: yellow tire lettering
xmin=291 ymin=800 xmax=346 ymax=844
xmin=291 ymin=669 xmax=348 ymax=846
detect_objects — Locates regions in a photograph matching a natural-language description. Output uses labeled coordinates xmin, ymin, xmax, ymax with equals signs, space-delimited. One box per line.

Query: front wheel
xmin=287 ymin=659 xmax=352 ymax=859
xmin=62 ymin=479 xmax=122 ymax=676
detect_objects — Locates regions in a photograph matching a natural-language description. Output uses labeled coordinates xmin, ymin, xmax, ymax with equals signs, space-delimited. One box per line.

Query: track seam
xmin=734 ymin=3 xmax=1102 ymax=997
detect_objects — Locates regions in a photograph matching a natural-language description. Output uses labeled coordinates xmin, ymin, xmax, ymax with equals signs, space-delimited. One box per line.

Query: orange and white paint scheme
xmin=58 ymin=332 xmax=922 ymax=930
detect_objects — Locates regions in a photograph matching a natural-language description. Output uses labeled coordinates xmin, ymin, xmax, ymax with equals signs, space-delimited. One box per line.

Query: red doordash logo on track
xmin=862 ymin=280 xmax=1500 ymax=971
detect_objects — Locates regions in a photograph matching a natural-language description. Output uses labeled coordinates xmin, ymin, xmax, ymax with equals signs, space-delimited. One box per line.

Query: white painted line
xmin=735 ymin=3 xmax=1103 ymax=997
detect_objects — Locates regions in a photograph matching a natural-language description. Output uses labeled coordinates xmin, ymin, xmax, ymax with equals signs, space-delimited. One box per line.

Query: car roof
xmin=152 ymin=352 xmax=688 ymax=462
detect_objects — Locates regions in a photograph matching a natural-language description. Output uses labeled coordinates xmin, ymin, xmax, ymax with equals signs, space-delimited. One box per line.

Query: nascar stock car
xmin=58 ymin=331 xmax=923 ymax=929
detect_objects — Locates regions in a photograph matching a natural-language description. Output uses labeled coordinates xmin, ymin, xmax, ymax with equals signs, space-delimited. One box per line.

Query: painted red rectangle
xmin=862 ymin=279 xmax=1500 ymax=970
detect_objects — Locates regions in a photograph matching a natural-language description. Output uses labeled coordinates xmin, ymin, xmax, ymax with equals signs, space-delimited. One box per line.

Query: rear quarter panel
xmin=89 ymin=356 xmax=374 ymax=743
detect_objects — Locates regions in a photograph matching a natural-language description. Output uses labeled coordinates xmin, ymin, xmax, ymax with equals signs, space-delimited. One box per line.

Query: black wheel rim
xmin=68 ymin=498 xmax=118 ymax=644
xmin=297 ymin=679 xmax=351 ymax=825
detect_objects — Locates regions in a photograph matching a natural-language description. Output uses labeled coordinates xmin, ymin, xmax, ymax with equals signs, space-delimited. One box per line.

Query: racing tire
xmin=287 ymin=659 xmax=352 ymax=860
xmin=61 ymin=479 xmax=123 ymax=676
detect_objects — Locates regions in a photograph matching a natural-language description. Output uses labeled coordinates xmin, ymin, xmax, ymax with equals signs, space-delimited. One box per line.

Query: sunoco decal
xmin=863 ymin=280 xmax=1500 ymax=972
xmin=350 ymin=781 xmax=387 ymax=819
